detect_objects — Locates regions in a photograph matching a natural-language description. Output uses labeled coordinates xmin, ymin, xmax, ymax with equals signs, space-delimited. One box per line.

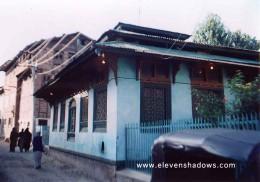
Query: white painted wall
xmin=18 ymin=77 xmax=33 ymax=132
xmin=0 ymin=93 xmax=4 ymax=137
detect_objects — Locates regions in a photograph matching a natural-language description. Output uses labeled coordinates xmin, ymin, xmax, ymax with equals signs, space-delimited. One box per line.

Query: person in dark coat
xmin=9 ymin=127 xmax=19 ymax=152
xmin=24 ymin=128 xmax=32 ymax=152
xmin=33 ymin=132 xmax=44 ymax=169
xmin=18 ymin=129 xmax=25 ymax=152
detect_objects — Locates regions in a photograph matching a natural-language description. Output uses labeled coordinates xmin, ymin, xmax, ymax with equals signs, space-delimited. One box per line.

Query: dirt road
xmin=0 ymin=140 xmax=96 ymax=182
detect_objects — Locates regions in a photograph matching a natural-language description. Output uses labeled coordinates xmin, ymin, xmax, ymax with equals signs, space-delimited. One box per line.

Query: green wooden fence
xmin=125 ymin=113 xmax=260 ymax=173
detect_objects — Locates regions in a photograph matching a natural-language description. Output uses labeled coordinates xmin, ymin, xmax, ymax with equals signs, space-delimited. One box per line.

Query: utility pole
xmin=31 ymin=62 xmax=37 ymax=137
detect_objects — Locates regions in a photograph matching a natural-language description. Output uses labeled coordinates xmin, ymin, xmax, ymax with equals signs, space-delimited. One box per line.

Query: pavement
xmin=0 ymin=140 xmax=96 ymax=182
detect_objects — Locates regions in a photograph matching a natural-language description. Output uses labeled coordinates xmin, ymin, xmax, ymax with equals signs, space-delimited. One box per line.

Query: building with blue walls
xmin=35 ymin=23 xmax=260 ymax=181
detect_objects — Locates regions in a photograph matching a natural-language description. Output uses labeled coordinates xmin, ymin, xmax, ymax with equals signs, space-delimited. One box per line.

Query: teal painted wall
xmin=49 ymin=68 xmax=118 ymax=161
xmin=223 ymin=68 xmax=235 ymax=112
xmin=116 ymin=60 xmax=194 ymax=160
xmin=48 ymin=56 xmax=237 ymax=162
xmin=116 ymin=56 xmax=140 ymax=161
xmin=171 ymin=63 xmax=193 ymax=121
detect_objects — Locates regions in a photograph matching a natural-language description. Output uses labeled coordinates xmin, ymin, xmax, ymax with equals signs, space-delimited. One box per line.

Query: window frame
xmin=93 ymin=85 xmax=107 ymax=133
xmin=191 ymin=87 xmax=225 ymax=118
xmin=140 ymin=61 xmax=170 ymax=83
xmin=52 ymin=104 xmax=58 ymax=131
xmin=67 ymin=99 xmax=76 ymax=140
xmin=59 ymin=101 xmax=66 ymax=132
xmin=191 ymin=64 xmax=223 ymax=89
xmin=79 ymin=96 xmax=88 ymax=132
xmin=140 ymin=83 xmax=171 ymax=124
xmin=191 ymin=64 xmax=224 ymax=118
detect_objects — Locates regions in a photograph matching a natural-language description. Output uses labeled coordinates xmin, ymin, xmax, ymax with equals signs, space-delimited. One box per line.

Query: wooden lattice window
xmin=191 ymin=64 xmax=222 ymax=89
xmin=93 ymin=86 xmax=107 ymax=132
xmin=141 ymin=83 xmax=171 ymax=123
xmin=192 ymin=88 xmax=224 ymax=118
xmin=80 ymin=96 xmax=88 ymax=132
xmin=192 ymin=66 xmax=206 ymax=82
xmin=59 ymin=101 xmax=65 ymax=132
xmin=140 ymin=61 xmax=170 ymax=83
xmin=52 ymin=104 xmax=58 ymax=131
xmin=67 ymin=99 xmax=76 ymax=139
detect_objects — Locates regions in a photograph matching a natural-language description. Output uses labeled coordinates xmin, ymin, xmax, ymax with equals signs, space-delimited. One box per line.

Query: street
xmin=0 ymin=140 xmax=96 ymax=182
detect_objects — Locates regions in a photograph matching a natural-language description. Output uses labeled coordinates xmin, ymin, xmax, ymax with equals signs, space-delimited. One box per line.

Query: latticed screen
xmin=141 ymin=84 xmax=171 ymax=123
xmin=53 ymin=104 xmax=58 ymax=131
xmin=93 ymin=87 xmax=107 ymax=132
xmin=80 ymin=96 xmax=88 ymax=131
xmin=68 ymin=99 xmax=76 ymax=138
xmin=59 ymin=101 xmax=65 ymax=131
xmin=94 ymin=88 xmax=107 ymax=121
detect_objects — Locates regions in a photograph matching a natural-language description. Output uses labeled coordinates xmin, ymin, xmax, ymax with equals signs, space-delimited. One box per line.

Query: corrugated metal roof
xmin=114 ymin=22 xmax=191 ymax=40
xmin=99 ymin=26 xmax=260 ymax=57
xmin=96 ymin=41 xmax=260 ymax=68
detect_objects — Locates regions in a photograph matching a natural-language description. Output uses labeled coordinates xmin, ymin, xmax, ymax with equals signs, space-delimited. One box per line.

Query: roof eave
xmin=96 ymin=43 xmax=260 ymax=68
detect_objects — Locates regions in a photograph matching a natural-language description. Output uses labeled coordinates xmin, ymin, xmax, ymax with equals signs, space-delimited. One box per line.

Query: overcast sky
xmin=0 ymin=0 xmax=259 ymax=85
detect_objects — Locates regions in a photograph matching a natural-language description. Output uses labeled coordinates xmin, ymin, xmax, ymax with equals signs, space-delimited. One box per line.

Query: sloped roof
xmin=0 ymin=33 xmax=92 ymax=72
xmin=0 ymin=40 xmax=45 ymax=72
xmin=96 ymin=41 xmax=260 ymax=68
xmin=99 ymin=28 xmax=259 ymax=61
xmin=114 ymin=22 xmax=191 ymax=40
xmin=34 ymin=46 xmax=96 ymax=103
xmin=34 ymin=22 xmax=260 ymax=103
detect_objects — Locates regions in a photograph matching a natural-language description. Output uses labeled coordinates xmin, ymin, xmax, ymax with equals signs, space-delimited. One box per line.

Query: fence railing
xmin=125 ymin=112 xmax=260 ymax=173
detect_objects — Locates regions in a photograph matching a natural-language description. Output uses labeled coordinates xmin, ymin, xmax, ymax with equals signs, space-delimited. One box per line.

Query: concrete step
xmin=116 ymin=169 xmax=151 ymax=182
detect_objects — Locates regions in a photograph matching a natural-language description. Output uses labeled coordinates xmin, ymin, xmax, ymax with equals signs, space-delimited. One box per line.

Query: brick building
xmin=0 ymin=33 xmax=92 ymax=141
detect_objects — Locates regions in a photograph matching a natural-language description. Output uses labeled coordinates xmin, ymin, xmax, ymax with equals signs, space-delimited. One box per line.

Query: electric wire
xmin=36 ymin=34 xmax=68 ymax=64
xmin=37 ymin=40 xmax=93 ymax=75
xmin=33 ymin=32 xmax=81 ymax=67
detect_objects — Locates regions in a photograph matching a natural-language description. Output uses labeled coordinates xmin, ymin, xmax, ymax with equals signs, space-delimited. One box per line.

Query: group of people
xmin=9 ymin=127 xmax=44 ymax=169
xmin=9 ymin=127 xmax=32 ymax=152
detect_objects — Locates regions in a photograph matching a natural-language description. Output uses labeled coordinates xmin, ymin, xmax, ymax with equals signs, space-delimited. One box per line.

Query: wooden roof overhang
xmin=114 ymin=22 xmax=191 ymax=40
xmin=95 ymin=41 xmax=260 ymax=84
xmin=34 ymin=49 xmax=101 ymax=104
xmin=101 ymin=29 xmax=260 ymax=61
xmin=95 ymin=41 xmax=260 ymax=69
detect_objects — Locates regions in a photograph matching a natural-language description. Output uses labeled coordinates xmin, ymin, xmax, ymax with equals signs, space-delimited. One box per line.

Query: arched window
xmin=67 ymin=99 xmax=76 ymax=139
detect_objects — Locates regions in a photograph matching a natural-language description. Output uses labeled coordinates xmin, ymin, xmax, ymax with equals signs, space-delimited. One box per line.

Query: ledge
xmin=49 ymin=145 xmax=125 ymax=169
xmin=116 ymin=169 xmax=151 ymax=182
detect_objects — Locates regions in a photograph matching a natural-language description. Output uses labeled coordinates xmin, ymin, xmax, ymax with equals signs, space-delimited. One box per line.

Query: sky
xmin=0 ymin=0 xmax=259 ymax=85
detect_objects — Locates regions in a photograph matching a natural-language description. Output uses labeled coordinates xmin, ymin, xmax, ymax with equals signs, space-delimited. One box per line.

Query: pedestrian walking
xmin=24 ymin=128 xmax=32 ymax=152
xmin=9 ymin=127 xmax=18 ymax=152
xmin=18 ymin=129 xmax=25 ymax=152
xmin=32 ymin=131 xmax=44 ymax=169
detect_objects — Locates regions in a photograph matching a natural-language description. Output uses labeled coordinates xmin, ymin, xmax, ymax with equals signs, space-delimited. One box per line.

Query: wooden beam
xmin=172 ymin=62 xmax=180 ymax=83
xmin=108 ymin=54 xmax=118 ymax=85
xmin=136 ymin=59 xmax=141 ymax=80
